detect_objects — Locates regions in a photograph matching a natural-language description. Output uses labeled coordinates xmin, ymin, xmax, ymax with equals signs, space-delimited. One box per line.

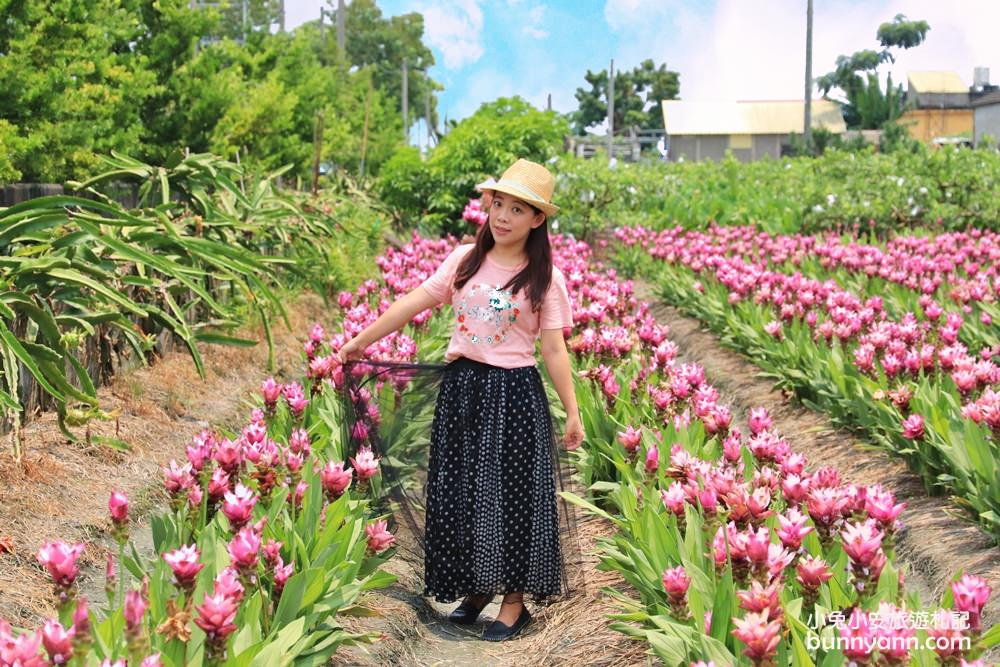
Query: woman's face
xmin=487 ymin=192 xmax=545 ymax=249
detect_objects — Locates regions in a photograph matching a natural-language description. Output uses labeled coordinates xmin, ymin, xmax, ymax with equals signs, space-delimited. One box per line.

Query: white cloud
xmin=521 ymin=4 xmax=548 ymax=38
xmin=606 ymin=0 xmax=1000 ymax=103
xmin=417 ymin=0 xmax=486 ymax=69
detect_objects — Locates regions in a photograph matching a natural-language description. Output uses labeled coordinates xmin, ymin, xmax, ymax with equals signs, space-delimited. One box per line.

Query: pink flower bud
xmin=365 ymin=519 xmax=395 ymax=552
xmin=163 ymin=545 xmax=204 ymax=591
xmin=124 ymin=588 xmax=147 ymax=635
xmin=42 ymin=619 xmax=75 ymax=665
xmin=108 ymin=491 xmax=128 ymax=526
xmin=661 ymin=566 xmax=689 ymax=601
xmin=36 ymin=541 xmax=85 ymax=589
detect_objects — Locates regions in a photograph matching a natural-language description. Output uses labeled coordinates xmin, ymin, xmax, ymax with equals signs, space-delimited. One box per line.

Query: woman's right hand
xmin=338 ymin=336 xmax=365 ymax=364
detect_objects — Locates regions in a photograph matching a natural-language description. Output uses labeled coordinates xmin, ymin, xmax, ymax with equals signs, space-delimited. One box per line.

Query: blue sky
xmin=286 ymin=0 xmax=999 ymax=147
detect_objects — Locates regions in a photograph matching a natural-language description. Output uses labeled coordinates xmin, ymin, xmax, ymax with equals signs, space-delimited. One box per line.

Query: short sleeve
xmin=540 ymin=267 xmax=574 ymax=330
xmin=419 ymin=244 xmax=471 ymax=305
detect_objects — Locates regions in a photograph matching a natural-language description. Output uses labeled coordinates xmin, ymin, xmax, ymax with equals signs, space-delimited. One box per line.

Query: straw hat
xmin=475 ymin=158 xmax=560 ymax=217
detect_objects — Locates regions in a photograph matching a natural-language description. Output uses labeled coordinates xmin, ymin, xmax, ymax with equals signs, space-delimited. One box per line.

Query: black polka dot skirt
xmin=422 ymin=355 xmax=563 ymax=604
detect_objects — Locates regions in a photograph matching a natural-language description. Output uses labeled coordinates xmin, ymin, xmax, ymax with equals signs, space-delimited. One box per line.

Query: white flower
xmin=907 ymin=196 xmax=914 ymax=205
xmin=826 ymin=193 xmax=837 ymax=206
xmin=813 ymin=204 xmax=824 ymax=213
xmin=862 ymin=200 xmax=870 ymax=208
xmin=918 ymin=186 xmax=928 ymax=195
xmin=911 ymin=206 xmax=920 ymax=216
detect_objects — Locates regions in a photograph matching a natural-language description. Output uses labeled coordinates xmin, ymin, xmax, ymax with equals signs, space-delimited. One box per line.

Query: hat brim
xmin=475 ymin=178 xmax=559 ymax=217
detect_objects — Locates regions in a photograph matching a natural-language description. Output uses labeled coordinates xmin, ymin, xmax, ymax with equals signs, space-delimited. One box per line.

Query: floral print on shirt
xmin=455 ymin=282 xmax=522 ymax=345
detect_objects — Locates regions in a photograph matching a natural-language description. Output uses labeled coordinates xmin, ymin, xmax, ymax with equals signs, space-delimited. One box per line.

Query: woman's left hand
xmin=562 ymin=413 xmax=585 ymax=450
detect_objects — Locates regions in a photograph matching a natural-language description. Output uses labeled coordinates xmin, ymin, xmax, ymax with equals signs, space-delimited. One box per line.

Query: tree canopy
xmin=816 ymin=14 xmax=930 ymax=130
xmin=0 ymin=0 xmax=439 ymax=184
xmin=570 ymin=59 xmax=679 ymax=136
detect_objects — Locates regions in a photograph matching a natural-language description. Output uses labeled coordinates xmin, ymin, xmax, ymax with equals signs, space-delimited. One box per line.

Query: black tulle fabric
xmin=341 ymin=357 xmax=581 ymax=606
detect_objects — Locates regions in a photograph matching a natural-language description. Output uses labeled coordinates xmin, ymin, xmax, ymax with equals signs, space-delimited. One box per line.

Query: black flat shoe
xmin=448 ymin=594 xmax=494 ymax=625
xmin=482 ymin=606 xmax=532 ymax=641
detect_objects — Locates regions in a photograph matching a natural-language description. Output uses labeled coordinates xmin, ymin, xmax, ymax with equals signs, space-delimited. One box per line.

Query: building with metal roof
xmin=660 ymin=99 xmax=846 ymax=162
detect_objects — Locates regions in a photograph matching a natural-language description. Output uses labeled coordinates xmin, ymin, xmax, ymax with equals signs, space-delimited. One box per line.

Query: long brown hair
xmin=453 ymin=204 xmax=553 ymax=313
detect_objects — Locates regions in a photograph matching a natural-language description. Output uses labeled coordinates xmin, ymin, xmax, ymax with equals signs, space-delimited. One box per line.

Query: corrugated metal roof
xmin=660 ymin=99 xmax=846 ymax=136
xmin=907 ymin=71 xmax=967 ymax=94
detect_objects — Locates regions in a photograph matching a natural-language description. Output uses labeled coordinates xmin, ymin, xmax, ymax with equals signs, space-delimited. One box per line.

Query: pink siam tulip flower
xmin=763 ymin=320 xmax=783 ymax=339
xmin=41 ymin=619 xmax=75 ymax=665
xmin=124 ymin=588 xmax=147 ymax=636
xmin=841 ymin=519 xmax=884 ymax=569
xmin=243 ymin=421 xmax=266 ymax=445
xmin=731 ymin=611 xmax=781 ymax=665
xmin=213 ymin=438 xmax=243 ymax=475
xmin=163 ymin=545 xmax=204 ymax=592
xmin=951 ymin=574 xmax=992 ymax=632
xmin=747 ymin=408 xmax=772 ymax=436
xmin=864 ymin=485 xmax=906 ymax=531
xmin=321 ymin=461 xmax=353 ymax=500
xmin=72 ymin=597 xmax=91 ymax=642
xmin=227 ymin=525 xmax=262 ymax=573
xmin=722 ymin=431 xmax=743 ymax=463
xmin=744 ymin=526 xmax=770 ymax=566
xmin=617 ymin=426 xmax=642 ymax=453
xmin=337 ymin=290 xmax=353 ymax=308
xmin=261 ymin=378 xmax=282 ymax=409
xmin=660 ymin=482 xmax=686 ymax=516
xmin=273 ymin=557 xmax=294 ymax=595
xmin=293 ymin=480 xmax=307 ymax=508
xmin=208 ymin=467 xmax=231 ymax=502
xmin=781 ymin=473 xmax=810 ymax=504
xmin=645 ymin=445 xmax=659 ymax=473
xmin=795 ymin=556 xmax=833 ymax=588
xmin=901 ymin=414 xmax=925 ymax=440
xmin=263 ymin=539 xmax=283 ymax=567
xmin=36 ymin=541 xmax=85 ymax=590
xmin=661 ymin=565 xmax=690 ymax=601
xmin=0 ymin=625 xmax=46 ymax=667
xmin=365 ymin=519 xmax=395 ymax=553
xmin=194 ymin=590 xmax=239 ymax=642
xmin=221 ymin=484 xmax=258 ymax=530
xmin=141 ymin=655 xmax=163 ymax=667
xmin=839 ymin=608 xmax=875 ymax=662
xmin=873 ymin=602 xmax=914 ymax=662
xmin=747 ymin=487 xmax=773 ymax=522
xmin=736 ymin=580 xmax=782 ymax=622
xmin=350 ymin=446 xmax=380 ymax=482
xmin=213 ymin=568 xmax=245 ymax=602
xmin=350 ymin=420 xmax=370 ymax=444
xmin=108 ymin=491 xmax=128 ymax=526
xmin=777 ymin=507 xmax=813 ymax=550
xmin=288 ymin=429 xmax=311 ymax=455
xmin=162 ymin=460 xmax=195 ymax=497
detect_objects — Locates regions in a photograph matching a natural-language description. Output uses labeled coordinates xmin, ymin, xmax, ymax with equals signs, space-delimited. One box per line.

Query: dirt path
xmin=332 ymin=473 xmax=651 ymax=667
xmin=631 ymin=278 xmax=1000 ymax=626
xmin=0 ymin=291 xmax=329 ymax=625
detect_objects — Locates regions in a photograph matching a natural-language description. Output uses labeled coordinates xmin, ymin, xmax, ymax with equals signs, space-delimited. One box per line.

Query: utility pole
xmin=360 ymin=77 xmax=374 ymax=179
xmin=279 ymin=0 xmax=285 ymax=32
xmin=804 ymin=0 xmax=814 ymax=149
xmin=607 ymin=59 xmax=615 ymax=163
xmin=402 ymin=57 xmax=409 ymax=145
xmin=337 ymin=0 xmax=346 ymax=52
xmin=241 ymin=0 xmax=247 ymax=42
xmin=319 ymin=7 xmax=325 ymax=41
xmin=425 ymin=83 xmax=433 ymax=148
xmin=312 ymin=111 xmax=325 ymax=195
xmin=547 ymin=93 xmax=552 ymax=111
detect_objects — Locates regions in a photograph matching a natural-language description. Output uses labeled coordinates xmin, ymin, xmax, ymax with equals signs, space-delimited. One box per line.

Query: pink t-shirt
xmin=419 ymin=243 xmax=573 ymax=368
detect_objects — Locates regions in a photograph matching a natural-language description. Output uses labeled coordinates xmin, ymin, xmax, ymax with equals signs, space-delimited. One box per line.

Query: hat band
xmin=492 ymin=178 xmax=550 ymax=206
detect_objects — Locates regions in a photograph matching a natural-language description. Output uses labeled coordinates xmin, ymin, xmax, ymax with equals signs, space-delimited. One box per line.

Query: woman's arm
xmin=540 ymin=329 xmax=583 ymax=447
xmin=340 ymin=287 xmax=440 ymax=359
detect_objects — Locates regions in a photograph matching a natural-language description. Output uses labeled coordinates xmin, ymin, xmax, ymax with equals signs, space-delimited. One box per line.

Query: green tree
xmin=0 ymin=0 xmax=158 ymax=182
xmin=339 ymin=0 xmax=440 ymax=134
xmin=379 ymin=96 xmax=569 ymax=233
xmin=817 ymin=14 xmax=930 ymax=129
xmin=570 ymin=59 xmax=679 ymax=135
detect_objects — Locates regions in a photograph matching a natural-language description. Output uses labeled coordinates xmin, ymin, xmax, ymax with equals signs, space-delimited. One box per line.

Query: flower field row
xmin=5 ymin=223 xmax=997 ymax=665
xmin=546 ymin=147 xmax=1000 ymax=242
xmin=610 ymin=224 xmax=1000 ymax=540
